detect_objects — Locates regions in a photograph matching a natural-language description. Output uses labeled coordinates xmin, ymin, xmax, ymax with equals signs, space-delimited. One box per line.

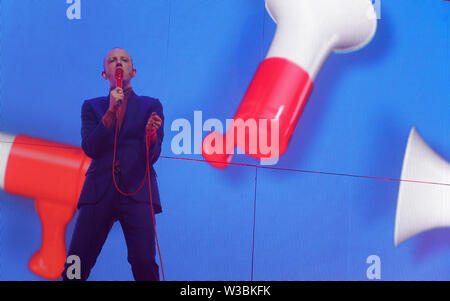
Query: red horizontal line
xmin=0 ymin=140 xmax=447 ymax=186
xmin=160 ymin=155 xmax=450 ymax=187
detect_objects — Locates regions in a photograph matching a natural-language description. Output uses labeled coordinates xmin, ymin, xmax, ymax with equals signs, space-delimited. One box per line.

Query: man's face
xmin=103 ymin=48 xmax=136 ymax=87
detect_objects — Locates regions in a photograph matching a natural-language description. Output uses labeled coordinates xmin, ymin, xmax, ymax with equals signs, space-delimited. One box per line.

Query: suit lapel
xmin=102 ymin=95 xmax=110 ymax=115
xmin=120 ymin=91 xmax=139 ymax=136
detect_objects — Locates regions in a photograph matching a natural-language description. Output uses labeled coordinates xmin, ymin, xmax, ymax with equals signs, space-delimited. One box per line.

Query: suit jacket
xmin=78 ymin=90 xmax=164 ymax=214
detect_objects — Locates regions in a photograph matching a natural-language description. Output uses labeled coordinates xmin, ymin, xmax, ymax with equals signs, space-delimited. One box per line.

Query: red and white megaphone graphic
xmin=202 ymin=0 xmax=378 ymax=168
xmin=394 ymin=128 xmax=450 ymax=246
xmin=0 ymin=132 xmax=91 ymax=279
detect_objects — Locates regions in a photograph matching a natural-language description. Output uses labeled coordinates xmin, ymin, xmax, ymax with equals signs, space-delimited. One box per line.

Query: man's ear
xmin=101 ymin=70 xmax=107 ymax=80
xmin=132 ymin=68 xmax=137 ymax=78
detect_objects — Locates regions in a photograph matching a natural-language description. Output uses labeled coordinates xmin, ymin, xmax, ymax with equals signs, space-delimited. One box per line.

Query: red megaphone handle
xmin=28 ymin=198 xmax=75 ymax=280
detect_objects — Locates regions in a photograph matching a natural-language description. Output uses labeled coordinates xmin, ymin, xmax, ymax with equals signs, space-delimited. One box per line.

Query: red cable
xmin=112 ymin=110 xmax=165 ymax=281
xmin=112 ymin=114 xmax=147 ymax=196
xmin=145 ymin=133 xmax=166 ymax=281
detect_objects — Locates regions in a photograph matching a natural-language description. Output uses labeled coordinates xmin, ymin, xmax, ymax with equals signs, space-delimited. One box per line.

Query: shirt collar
xmin=109 ymin=86 xmax=133 ymax=97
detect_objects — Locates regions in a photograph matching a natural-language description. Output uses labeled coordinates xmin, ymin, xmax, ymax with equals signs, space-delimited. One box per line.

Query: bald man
xmin=62 ymin=48 xmax=164 ymax=281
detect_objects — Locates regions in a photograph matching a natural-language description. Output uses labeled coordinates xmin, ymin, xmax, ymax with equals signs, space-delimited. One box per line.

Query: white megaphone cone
xmin=394 ymin=127 xmax=450 ymax=246
xmin=265 ymin=0 xmax=377 ymax=79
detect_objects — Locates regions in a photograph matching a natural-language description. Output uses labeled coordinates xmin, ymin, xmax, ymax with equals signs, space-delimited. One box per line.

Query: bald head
xmin=103 ymin=47 xmax=134 ymax=70
xmin=102 ymin=47 xmax=136 ymax=89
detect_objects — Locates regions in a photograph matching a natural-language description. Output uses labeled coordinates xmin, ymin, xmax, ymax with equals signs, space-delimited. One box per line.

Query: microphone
xmin=115 ymin=68 xmax=124 ymax=106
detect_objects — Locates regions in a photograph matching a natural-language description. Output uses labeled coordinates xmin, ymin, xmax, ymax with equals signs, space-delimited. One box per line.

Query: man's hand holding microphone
xmin=101 ymin=87 xmax=124 ymax=129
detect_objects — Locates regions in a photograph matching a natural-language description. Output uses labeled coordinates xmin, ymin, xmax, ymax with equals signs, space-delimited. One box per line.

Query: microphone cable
xmin=111 ymin=108 xmax=166 ymax=281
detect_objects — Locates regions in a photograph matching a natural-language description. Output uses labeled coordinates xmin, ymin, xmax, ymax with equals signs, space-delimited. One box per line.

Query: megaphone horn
xmin=394 ymin=127 xmax=450 ymax=246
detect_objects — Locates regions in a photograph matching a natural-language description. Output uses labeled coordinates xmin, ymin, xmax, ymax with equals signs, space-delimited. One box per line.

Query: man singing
xmin=62 ymin=48 xmax=164 ymax=281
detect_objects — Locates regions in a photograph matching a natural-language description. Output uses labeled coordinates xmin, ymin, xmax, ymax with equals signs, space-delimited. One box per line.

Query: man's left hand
xmin=146 ymin=112 xmax=162 ymax=135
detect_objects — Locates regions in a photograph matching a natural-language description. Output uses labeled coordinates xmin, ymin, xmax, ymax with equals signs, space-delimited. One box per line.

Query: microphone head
xmin=115 ymin=68 xmax=124 ymax=88
xmin=115 ymin=68 xmax=123 ymax=79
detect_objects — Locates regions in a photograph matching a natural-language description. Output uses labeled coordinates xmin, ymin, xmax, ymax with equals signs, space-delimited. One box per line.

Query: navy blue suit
xmin=62 ymin=90 xmax=164 ymax=281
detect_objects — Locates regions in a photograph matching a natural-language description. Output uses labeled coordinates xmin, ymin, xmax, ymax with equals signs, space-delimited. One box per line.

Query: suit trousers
xmin=62 ymin=183 xmax=159 ymax=281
